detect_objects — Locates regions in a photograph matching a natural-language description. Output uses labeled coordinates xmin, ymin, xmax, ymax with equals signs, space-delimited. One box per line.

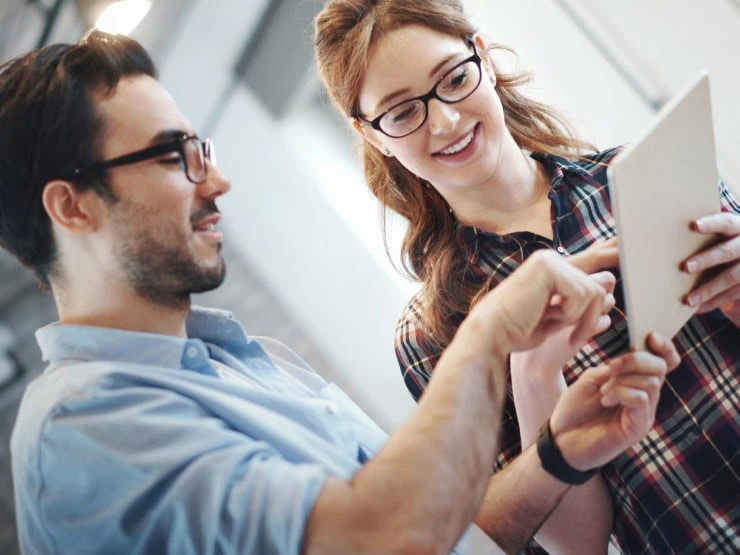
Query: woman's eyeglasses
xmin=354 ymin=41 xmax=484 ymax=139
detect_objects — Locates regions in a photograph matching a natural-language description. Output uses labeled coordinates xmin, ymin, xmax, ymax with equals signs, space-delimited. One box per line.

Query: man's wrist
xmin=536 ymin=420 xmax=598 ymax=485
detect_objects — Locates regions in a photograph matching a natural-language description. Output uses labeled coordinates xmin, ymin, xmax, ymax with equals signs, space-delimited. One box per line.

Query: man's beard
xmin=112 ymin=201 xmax=226 ymax=310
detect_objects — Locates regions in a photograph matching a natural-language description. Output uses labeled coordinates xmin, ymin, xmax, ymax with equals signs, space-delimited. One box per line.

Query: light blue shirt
xmin=11 ymin=307 xmax=475 ymax=554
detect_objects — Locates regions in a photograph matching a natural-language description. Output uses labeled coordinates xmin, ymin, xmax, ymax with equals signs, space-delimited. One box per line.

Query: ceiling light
xmin=94 ymin=0 xmax=152 ymax=35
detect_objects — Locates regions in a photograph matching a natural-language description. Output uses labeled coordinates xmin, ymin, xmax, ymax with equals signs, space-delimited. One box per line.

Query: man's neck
xmin=53 ymin=283 xmax=190 ymax=337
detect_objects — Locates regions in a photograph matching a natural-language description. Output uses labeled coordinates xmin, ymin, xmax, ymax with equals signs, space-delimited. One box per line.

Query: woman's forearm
xmin=510 ymin=357 xmax=613 ymax=554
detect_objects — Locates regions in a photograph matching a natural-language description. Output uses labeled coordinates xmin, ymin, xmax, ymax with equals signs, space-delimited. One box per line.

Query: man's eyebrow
xmin=147 ymin=128 xmax=192 ymax=145
xmin=373 ymin=53 xmax=461 ymax=114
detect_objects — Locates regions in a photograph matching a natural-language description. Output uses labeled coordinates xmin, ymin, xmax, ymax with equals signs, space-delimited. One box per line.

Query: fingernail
xmin=687 ymin=294 xmax=699 ymax=307
xmin=685 ymin=261 xmax=697 ymax=273
xmin=691 ymin=220 xmax=704 ymax=232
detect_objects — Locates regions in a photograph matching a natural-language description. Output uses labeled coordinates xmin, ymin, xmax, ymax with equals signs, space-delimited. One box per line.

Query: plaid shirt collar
xmin=455 ymin=151 xmax=597 ymax=268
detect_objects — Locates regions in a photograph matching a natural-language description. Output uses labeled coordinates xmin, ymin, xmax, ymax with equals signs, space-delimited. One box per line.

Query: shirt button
xmin=325 ymin=402 xmax=339 ymax=415
xmin=556 ymin=246 xmax=566 ymax=255
xmin=185 ymin=346 xmax=200 ymax=358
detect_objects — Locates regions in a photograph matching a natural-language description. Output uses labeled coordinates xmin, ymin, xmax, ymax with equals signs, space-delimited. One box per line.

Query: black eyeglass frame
xmin=353 ymin=40 xmax=484 ymax=139
xmin=70 ymin=134 xmax=215 ymax=185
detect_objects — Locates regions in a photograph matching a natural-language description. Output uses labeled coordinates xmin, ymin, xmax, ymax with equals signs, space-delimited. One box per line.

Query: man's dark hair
xmin=0 ymin=30 xmax=157 ymax=288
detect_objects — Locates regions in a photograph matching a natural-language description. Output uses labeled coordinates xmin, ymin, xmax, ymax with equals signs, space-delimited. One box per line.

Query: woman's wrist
xmin=511 ymin=352 xmax=567 ymax=385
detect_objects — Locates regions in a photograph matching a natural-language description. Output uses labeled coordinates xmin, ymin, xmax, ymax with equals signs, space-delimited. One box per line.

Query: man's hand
xmin=681 ymin=212 xmax=740 ymax=326
xmin=471 ymin=249 xmax=613 ymax=355
xmin=548 ymin=333 xmax=681 ymax=471
xmin=510 ymin=271 xmax=616 ymax=378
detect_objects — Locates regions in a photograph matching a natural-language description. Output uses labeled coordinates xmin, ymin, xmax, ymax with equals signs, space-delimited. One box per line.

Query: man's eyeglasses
xmin=72 ymin=134 xmax=216 ymax=185
xmin=354 ymin=41 xmax=483 ymax=139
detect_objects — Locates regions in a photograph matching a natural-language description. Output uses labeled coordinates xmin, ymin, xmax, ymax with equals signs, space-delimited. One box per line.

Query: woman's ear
xmin=473 ymin=34 xmax=496 ymax=87
xmin=351 ymin=118 xmax=393 ymax=157
xmin=474 ymin=34 xmax=487 ymax=51
xmin=42 ymin=180 xmax=101 ymax=235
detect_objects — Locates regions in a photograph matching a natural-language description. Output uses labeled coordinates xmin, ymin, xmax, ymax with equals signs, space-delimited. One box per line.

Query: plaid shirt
xmin=395 ymin=148 xmax=740 ymax=554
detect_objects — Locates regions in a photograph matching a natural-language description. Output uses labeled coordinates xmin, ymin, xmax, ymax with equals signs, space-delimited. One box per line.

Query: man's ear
xmin=41 ymin=180 xmax=102 ymax=234
xmin=351 ymin=118 xmax=389 ymax=155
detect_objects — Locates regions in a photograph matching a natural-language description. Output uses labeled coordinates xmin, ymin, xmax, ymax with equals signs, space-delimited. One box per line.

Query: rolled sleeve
xmin=27 ymin=385 xmax=329 ymax=554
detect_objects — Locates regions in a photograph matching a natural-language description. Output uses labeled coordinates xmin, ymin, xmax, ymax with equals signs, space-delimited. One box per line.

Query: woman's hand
xmin=549 ymin=333 xmax=681 ymax=471
xmin=566 ymin=236 xmax=619 ymax=275
xmin=681 ymin=212 xmax=740 ymax=326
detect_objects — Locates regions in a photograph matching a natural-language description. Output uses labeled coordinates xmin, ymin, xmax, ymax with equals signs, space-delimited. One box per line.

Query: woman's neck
xmin=445 ymin=148 xmax=553 ymax=237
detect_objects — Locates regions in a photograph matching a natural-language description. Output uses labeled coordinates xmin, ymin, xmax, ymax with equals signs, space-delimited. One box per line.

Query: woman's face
xmin=357 ymin=25 xmax=509 ymax=193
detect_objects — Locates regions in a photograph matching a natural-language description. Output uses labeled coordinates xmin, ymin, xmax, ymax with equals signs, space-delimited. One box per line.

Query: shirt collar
xmin=35 ymin=306 xmax=250 ymax=370
xmin=455 ymin=151 xmax=590 ymax=259
xmin=530 ymin=151 xmax=593 ymax=181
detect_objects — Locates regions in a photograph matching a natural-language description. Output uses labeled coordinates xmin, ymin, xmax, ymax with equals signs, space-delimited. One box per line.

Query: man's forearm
xmin=474 ymin=443 xmax=571 ymax=554
xmin=304 ymin=317 xmax=510 ymax=554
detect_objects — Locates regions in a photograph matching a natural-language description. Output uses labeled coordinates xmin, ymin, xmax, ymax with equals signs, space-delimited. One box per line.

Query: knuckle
xmin=729 ymin=262 xmax=740 ymax=282
xmin=718 ymin=242 xmax=735 ymax=261
xmin=657 ymin=357 xmax=668 ymax=373
xmin=530 ymin=249 xmax=554 ymax=267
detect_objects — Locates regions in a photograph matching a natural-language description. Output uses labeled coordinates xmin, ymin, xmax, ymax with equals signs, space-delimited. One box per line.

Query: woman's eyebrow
xmin=374 ymin=52 xmax=461 ymax=112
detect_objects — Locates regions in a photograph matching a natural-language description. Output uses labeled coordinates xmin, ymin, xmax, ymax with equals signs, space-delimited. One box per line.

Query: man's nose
xmin=198 ymin=161 xmax=231 ymax=199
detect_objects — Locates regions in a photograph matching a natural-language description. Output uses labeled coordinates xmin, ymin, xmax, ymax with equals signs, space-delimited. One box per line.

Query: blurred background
xmin=0 ymin=1 xmax=738 ymax=552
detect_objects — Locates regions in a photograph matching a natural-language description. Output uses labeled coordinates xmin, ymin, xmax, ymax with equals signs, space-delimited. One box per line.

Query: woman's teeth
xmin=440 ymin=129 xmax=474 ymax=155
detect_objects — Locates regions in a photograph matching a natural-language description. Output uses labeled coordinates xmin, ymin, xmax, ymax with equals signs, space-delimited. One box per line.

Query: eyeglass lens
xmin=380 ymin=59 xmax=481 ymax=137
xmin=184 ymin=138 xmax=215 ymax=183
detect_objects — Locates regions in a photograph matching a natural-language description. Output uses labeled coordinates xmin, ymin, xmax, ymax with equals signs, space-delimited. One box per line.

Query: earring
xmin=489 ymin=73 xmax=495 ymax=85
xmin=382 ymin=147 xmax=392 ymax=157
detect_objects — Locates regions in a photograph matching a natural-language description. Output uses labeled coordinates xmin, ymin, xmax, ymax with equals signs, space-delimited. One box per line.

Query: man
xmin=1 ymin=32 xmax=678 ymax=554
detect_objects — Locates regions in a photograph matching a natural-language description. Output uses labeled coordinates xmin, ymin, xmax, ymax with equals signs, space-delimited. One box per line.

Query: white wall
xmin=158 ymin=0 xmax=740 ymax=437
xmin=158 ymin=0 xmax=417 ymax=432
xmin=466 ymin=0 xmax=740 ymax=193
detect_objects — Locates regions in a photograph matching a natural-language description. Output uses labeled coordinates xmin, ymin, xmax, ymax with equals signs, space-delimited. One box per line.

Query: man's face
xmin=93 ymin=75 xmax=231 ymax=308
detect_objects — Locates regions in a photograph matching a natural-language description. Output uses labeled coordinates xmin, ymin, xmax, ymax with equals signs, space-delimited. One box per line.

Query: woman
xmin=314 ymin=1 xmax=740 ymax=553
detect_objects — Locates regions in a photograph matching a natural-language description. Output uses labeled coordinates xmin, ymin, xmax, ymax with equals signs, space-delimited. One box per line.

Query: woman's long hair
xmin=315 ymin=0 xmax=594 ymax=350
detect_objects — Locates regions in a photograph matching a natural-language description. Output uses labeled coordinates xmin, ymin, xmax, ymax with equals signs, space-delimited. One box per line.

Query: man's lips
xmin=192 ymin=213 xmax=221 ymax=232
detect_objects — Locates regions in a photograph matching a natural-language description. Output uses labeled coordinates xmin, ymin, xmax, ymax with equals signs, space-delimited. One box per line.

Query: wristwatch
xmin=536 ymin=419 xmax=597 ymax=485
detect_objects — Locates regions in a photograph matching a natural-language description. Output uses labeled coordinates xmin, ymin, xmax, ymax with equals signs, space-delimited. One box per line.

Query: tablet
xmin=608 ymin=72 xmax=721 ymax=350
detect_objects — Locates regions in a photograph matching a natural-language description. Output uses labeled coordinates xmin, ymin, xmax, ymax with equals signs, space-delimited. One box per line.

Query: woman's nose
xmin=427 ymin=100 xmax=461 ymax=135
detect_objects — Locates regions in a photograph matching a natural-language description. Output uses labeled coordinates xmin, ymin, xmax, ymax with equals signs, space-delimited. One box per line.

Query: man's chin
xmin=189 ymin=261 xmax=227 ymax=294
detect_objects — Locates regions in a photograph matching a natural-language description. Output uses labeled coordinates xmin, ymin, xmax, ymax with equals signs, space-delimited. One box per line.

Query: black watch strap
xmin=536 ymin=420 xmax=597 ymax=485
